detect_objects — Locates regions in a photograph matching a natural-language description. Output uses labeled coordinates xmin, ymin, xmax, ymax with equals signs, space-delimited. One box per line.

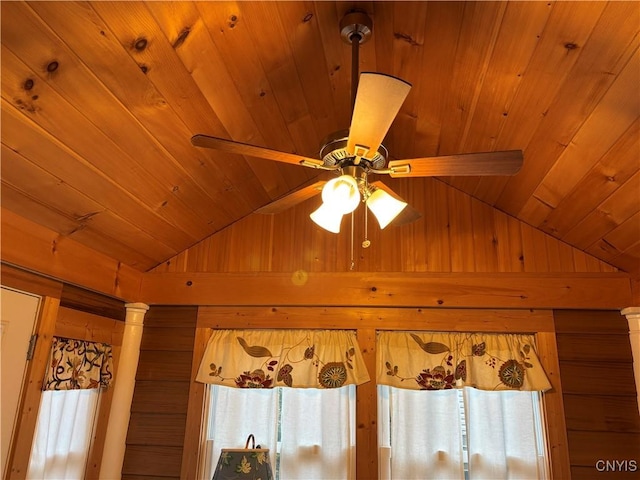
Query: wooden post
xmin=356 ymin=328 xmax=377 ymax=479
xmin=536 ymin=331 xmax=571 ymax=480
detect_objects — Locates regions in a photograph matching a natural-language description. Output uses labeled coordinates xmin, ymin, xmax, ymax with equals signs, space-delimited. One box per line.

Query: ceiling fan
xmin=192 ymin=10 xmax=522 ymax=236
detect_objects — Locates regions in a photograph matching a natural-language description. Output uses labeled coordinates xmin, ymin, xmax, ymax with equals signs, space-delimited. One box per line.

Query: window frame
xmin=187 ymin=309 xmax=570 ymax=479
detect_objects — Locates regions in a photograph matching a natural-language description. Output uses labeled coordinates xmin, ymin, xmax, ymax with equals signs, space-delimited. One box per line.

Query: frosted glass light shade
xmin=310 ymin=203 xmax=344 ymax=233
xmin=366 ymin=188 xmax=408 ymax=229
xmin=322 ymin=175 xmax=361 ymax=214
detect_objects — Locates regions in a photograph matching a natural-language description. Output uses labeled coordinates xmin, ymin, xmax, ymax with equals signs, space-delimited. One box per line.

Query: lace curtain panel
xmin=196 ymin=330 xmax=370 ymax=388
xmin=43 ymin=337 xmax=113 ymax=390
xmin=377 ymin=331 xmax=551 ymax=391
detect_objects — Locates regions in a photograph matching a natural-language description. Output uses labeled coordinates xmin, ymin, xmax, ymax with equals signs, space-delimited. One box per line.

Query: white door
xmin=1 ymin=286 xmax=41 ymax=475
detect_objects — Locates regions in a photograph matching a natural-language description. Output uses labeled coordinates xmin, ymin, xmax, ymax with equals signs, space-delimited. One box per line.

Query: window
xmin=25 ymin=336 xmax=112 ymax=479
xmin=202 ymin=384 xmax=356 ymax=480
xmin=378 ymin=386 xmax=548 ymax=479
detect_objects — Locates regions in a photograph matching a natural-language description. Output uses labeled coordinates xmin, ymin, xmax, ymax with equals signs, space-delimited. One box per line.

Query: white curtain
xmin=204 ymin=385 xmax=356 ymax=480
xmin=465 ymin=388 xmax=547 ymax=480
xmin=279 ymin=386 xmax=355 ymax=480
xmin=378 ymin=386 xmax=547 ymax=480
xmin=26 ymin=389 xmax=100 ymax=480
xmin=203 ymin=386 xmax=279 ymax=478
xmin=378 ymin=386 xmax=464 ymax=480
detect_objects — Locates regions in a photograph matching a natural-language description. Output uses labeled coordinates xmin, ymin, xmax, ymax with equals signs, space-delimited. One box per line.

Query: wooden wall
xmin=123 ymin=306 xmax=198 ymax=480
xmin=151 ymin=178 xmax=617 ymax=274
xmin=554 ymin=310 xmax=640 ymax=479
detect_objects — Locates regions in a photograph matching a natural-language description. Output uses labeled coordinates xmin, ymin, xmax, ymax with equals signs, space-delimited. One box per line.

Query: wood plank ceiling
xmin=1 ymin=1 xmax=639 ymax=274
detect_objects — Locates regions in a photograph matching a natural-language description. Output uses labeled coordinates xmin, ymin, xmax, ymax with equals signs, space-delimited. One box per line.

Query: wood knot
xmin=564 ymin=42 xmax=578 ymax=51
xmin=23 ymin=78 xmax=34 ymax=90
xmin=186 ymin=280 xmax=193 ymax=287
xmin=303 ymin=12 xmax=313 ymax=22
xmin=139 ymin=64 xmax=149 ymax=74
xmin=437 ymin=299 xmax=444 ymax=305
xmin=46 ymin=61 xmax=59 ymax=73
xmin=228 ymin=14 xmax=238 ymax=28
xmin=393 ymin=32 xmax=420 ymax=46
xmin=371 ymin=286 xmax=377 ymax=292
xmin=134 ymin=37 xmax=148 ymax=51
xmin=173 ymin=27 xmax=191 ymax=49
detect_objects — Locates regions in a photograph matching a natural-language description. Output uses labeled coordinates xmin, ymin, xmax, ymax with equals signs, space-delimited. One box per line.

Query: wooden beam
xmin=1 ymin=208 xmax=142 ymax=301
xmin=197 ymin=306 xmax=555 ymax=332
xmin=141 ymin=272 xmax=632 ymax=309
xmin=1 ymin=263 xmax=63 ymax=298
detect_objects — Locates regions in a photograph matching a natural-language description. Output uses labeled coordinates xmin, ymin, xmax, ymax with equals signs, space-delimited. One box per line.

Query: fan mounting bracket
xmin=340 ymin=11 xmax=372 ymax=45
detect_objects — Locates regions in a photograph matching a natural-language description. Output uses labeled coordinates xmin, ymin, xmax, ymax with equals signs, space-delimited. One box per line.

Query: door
xmin=1 ymin=286 xmax=41 ymax=475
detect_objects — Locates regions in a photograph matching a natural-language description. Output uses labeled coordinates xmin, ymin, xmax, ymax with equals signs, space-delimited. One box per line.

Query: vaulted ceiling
xmin=1 ymin=1 xmax=639 ymax=274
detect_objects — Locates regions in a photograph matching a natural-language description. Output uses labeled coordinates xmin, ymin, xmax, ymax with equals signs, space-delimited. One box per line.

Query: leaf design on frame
xmin=410 ymin=333 xmax=450 ymax=354
xmin=237 ymin=337 xmax=273 ymax=358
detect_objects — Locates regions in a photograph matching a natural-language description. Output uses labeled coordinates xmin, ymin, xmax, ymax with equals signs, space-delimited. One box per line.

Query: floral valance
xmin=196 ymin=330 xmax=370 ymax=389
xmin=377 ymin=331 xmax=551 ymax=392
xmin=43 ymin=337 xmax=113 ymax=390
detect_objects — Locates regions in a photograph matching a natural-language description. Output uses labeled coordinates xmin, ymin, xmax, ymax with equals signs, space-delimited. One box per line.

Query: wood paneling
xmin=124 ymin=306 xmax=197 ymax=480
xmin=563 ymin=394 xmax=640 ymax=433
xmin=1 ymin=2 xmax=638 ymax=275
xmin=555 ymin=310 xmax=640 ymax=478
xmin=131 ymin=381 xmax=190 ymax=414
xmin=559 ymin=362 xmax=637 ymax=396
xmin=1 ymin=208 xmax=142 ymax=301
xmin=60 ymin=284 xmax=125 ymax=321
xmin=554 ymin=309 xmax=631 ymax=334
xmin=151 ymin=177 xmax=621 ymax=275
xmin=122 ymin=445 xmax=183 ymax=478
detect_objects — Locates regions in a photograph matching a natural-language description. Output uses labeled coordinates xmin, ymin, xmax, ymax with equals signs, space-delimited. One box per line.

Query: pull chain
xmin=350 ymin=211 xmax=356 ymax=270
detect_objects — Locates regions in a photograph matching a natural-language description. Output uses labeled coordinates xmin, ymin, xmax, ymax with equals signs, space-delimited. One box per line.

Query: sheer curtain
xmin=465 ymin=388 xmax=547 ymax=479
xmin=26 ymin=389 xmax=100 ymax=479
xmin=279 ymin=386 xmax=355 ymax=480
xmin=378 ymin=386 xmax=464 ymax=480
xmin=378 ymin=386 xmax=547 ymax=480
xmin=204 ymin=385 xmax=356 ymax=480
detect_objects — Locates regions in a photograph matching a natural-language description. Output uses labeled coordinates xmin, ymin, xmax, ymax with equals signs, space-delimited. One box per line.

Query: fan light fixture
xmin=310 ymin=175 xmax=360 ymax=233
xmin=310 ymin=173 xmax=407 ymax=233
xmin=365 ymin=187 xmax=408 ymax=229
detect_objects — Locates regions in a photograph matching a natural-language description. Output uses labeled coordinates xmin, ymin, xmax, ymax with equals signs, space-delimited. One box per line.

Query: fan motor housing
xmin=319 ymin=129 xmax=387 ymax=170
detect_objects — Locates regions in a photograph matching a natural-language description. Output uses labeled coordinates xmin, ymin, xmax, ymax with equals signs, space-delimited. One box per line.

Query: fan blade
xmin=346 ymin=73 xmax=411 ymax=160
xmin=192 ymin=134 xmax=325 ymax=168
xmin=370 ymin=181 xmax=421 ymax=226
xmin=255 ymin=180 xmax=326 ymax=215
xmin=387 ymin=150 xmax=523 ymax=178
